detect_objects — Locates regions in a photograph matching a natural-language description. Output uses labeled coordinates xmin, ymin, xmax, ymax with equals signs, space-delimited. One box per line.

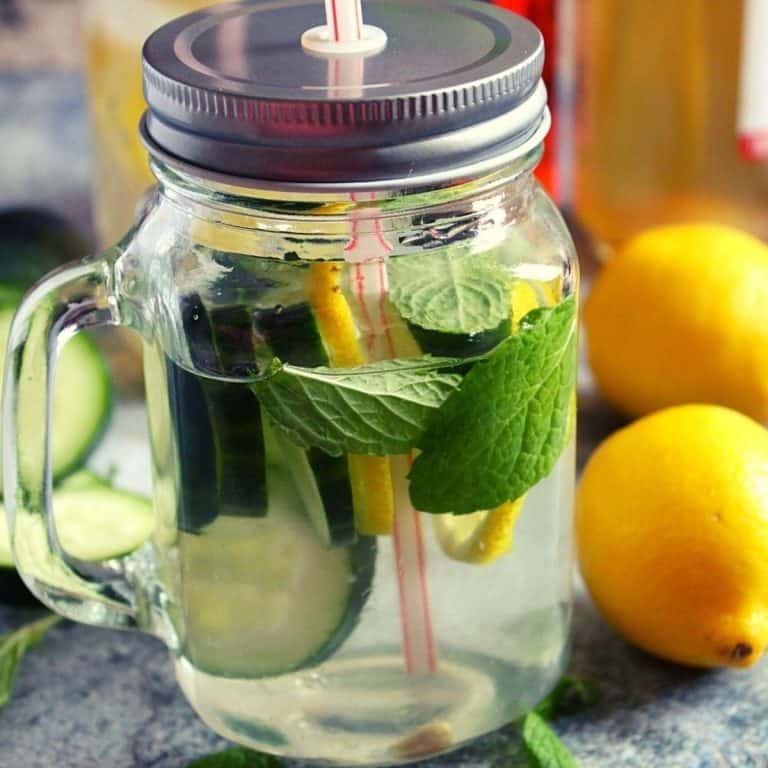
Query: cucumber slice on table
xmin=181 ymin=461 xmax=376 ymax=678
xmin=0 ymin=472 xmax=154 ymax=604
xmin=0 ymin=305 xmax=111 ymax=490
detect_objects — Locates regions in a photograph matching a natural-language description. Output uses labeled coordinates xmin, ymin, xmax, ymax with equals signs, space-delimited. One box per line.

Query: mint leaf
xmin=253 ymin=358 xmax=462 ymax=457
xmin=389 ymin=246 xmax=512 ymax=334
xmin=534 ymin=677 xmax=600 ymax=721
xmin=0 ymin=614 xmax=61 ymax=709
xmin=408 ymin=296 xmax=577 ymax=513
xmin=186 ymin=747 xmax=284 ymax=768
xmin=522 ymin=712 xmax=579 ymax=768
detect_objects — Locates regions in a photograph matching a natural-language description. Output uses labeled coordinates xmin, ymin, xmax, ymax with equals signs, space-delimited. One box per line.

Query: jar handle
xmin=3 ymin=255 xmax=153 ymax=633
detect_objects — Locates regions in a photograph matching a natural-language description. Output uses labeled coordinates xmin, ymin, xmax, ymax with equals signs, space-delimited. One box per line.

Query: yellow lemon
xmin=433 ymin=497 xmax=526 ymax=565
xmin=584 ymin=224 xmax=768 ymax=421
xmin=576 ymin=404 xmax=768 ymax=668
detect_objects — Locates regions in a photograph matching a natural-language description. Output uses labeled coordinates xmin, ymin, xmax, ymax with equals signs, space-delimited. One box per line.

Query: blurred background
xmin=4 ymin=0 xmax=767 ymax=460
xmin=4 ymin=0 xmax=767 ymax=388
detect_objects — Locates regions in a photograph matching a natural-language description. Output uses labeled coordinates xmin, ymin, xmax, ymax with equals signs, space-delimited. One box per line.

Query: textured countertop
xmin=2 ymin=404 xmax=766 ymax=768
xmin=1 ymin=19 xmax=768 ymax=768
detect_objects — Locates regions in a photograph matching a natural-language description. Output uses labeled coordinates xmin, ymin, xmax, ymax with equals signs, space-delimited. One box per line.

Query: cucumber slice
xmin=170 ymin=296 xmax=268 ymax=532
xmin=257 ymin=299 xmax=358 ymax=545
xmin=407 ymin=317 xmax=511 ymax=358
xmin=255 ymin=301 xmax=328 ymax=369
xmin=0 ymin=483 xmax=154 ymax=566
xmin=204 ymin=378 xmax=268 ymax=518
xmin=180 ymin=460 xmax=376 ymax=678
xmin=56 ymin=469 xmax=112 ymax=492
xmin=263 ymin=418 xmax=356 ymax=548
xmin=166 ymin=360 xmax=220 ymax=533
xmin=0 ymin=478 xmax=154 ymax=604
xmin=0 ymin=306 xmax=111 ymax=491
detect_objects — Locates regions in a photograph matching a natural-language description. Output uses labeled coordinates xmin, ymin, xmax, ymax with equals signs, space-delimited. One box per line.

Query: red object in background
xmin=489 ymin=0 xmax=558 ymax=201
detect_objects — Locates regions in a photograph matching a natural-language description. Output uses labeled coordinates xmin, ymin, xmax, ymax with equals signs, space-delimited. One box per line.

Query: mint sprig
xmin=388 ymin=246 xmax=512 ymax=334
xmin=253 ymin=357 xmax=461 ymax=457
xmin=534 ymin=676 xmax=600 ymax=721
xmin=522 ymin=712 xmax=579 ymax=768
xmin=186 ymin=747 xmax=284 ymax=768
xmin=0 ymin=613 xmax=61 ymax=709
xmin=408 ymin=296 xmax=577 ymax=514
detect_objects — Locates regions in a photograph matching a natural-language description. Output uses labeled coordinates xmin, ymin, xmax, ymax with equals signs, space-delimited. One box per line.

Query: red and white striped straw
xmin=320 ymin=0 xmax=436 ymax=678
xmin=325 ymin=0 xmax=364 ymax=42
xmin=345 ymin=196 xmax=438 ymax=678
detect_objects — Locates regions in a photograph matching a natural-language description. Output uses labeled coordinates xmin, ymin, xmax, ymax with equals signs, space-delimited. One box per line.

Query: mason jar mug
xmin=3 ymin=1 xmax=578 ymax=763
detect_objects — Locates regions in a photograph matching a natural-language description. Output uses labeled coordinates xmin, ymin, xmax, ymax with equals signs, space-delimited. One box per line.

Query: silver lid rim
xmin=140 ymin=107 xmax=549 ymax=192
xmin=140 ymin=80 xmax=550 ymax=193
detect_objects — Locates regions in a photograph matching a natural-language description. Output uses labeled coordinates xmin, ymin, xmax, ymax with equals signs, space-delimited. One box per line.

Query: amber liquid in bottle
xmin=575 ymin=0 xmax=768 ymax=250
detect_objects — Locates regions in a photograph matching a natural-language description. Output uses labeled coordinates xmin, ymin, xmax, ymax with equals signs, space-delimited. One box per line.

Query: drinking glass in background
xmin=83 ymin=0 xmax=217 ymax=248
xmin=574 ymin=0 xmax=768 ymax=255
xmin=82 ymin=1 xmax=218 ymax=391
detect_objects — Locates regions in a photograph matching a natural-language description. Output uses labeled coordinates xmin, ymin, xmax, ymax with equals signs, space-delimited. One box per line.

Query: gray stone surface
xmin=2 ymin=542 xmax=767 ymax=768
xmin=2 ymin=68 xmax=768 ymax=768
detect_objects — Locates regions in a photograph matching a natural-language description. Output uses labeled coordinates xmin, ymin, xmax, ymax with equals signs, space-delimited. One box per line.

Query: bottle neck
xmin=146 ymin=148 xmax=542 ymax=261
xmin=153 ymin=146 xmax=539 ymax=218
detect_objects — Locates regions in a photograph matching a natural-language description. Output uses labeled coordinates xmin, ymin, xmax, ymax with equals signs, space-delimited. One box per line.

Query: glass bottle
xmin=82 ymin=0 xmax=219 ymax=391
xmin=83 ymin=0 xmax=218 ymax=247
xmin=575 ymin=0 xmax=768 ymax=251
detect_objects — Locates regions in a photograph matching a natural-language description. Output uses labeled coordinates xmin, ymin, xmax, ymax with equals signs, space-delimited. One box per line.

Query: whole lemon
xmin=576 ymin=405 xmax=768 ymax=668
xmin=584 ymin=224 xmax=768 ymax=421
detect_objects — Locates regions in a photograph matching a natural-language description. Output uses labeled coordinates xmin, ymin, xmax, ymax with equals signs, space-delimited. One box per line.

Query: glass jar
xmin=574 ymin=0 xmax=768 ymax=252
xmin=5 ymin=2 xmax=578 ymax=763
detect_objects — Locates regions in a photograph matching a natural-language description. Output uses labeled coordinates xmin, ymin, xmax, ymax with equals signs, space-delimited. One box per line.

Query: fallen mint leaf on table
xmin=534 ymin=676 xmax=600 ymax=721
xmin=254 ymin=357 xmax=461 ymax=457
xmin=0 ymin=613 xmax=61 ymax=709
xmin=409 ymin=296 xmax=577 ymax=514
xmin=388 ymin=246 xmax=512 ymax=334
xmin=186 ymin=747 xmax=284 ymax=768
xmin=522 ymin=712 xmax=579 ymax=768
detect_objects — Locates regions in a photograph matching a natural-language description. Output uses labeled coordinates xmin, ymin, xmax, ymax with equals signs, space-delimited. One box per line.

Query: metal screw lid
xmin=141 ymin=0 xmax=548 ymax=190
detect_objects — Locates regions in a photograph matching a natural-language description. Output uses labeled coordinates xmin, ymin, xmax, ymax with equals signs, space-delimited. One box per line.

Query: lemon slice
xmin=511 ymin=275 xmax=563 ymax=330
xmin=510 ymin=281 xmax=540 ymax=330
xmin=308 ymin=262 xmax=395 ymax=535
xmin=433 ymin=497 xmax=526 ymax=565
